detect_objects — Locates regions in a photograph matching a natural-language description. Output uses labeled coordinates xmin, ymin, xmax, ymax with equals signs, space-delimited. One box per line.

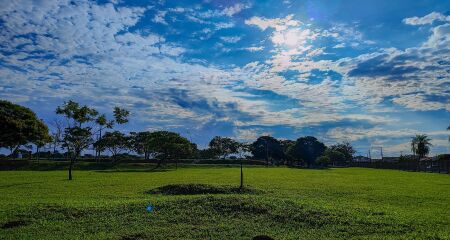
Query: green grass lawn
xmin=0 ymin=167 xmax=449 ymax=239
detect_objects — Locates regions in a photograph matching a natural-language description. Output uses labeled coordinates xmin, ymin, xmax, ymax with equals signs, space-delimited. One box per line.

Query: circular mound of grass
xmin=148 ymin=183 xmax=262 ymax=195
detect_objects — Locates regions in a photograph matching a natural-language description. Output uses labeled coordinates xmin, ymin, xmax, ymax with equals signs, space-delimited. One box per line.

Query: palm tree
xmin=411 ymin=134 xmax=432 ymax=159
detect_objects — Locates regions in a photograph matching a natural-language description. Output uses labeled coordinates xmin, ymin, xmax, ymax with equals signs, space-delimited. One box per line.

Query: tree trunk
xmin=68 ymin=151 xmax=79 ymax=181
xmin=36 ymin=146 xmax=40 ymax=163
xmin=240 ymin=159 xmax=243 ymax=189
xmin=68 ymin=157 xmax=74 ymax=180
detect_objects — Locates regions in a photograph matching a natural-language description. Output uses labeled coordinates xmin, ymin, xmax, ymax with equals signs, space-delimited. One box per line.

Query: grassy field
xmin=0 ymin=166 xmax=449 ymax=239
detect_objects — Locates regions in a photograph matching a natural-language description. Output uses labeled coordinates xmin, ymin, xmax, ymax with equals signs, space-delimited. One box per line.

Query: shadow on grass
xmin=95 ymin=168 xmax=173 ymax=173
xmin=147 ymin=183 xmax=263 ymax=195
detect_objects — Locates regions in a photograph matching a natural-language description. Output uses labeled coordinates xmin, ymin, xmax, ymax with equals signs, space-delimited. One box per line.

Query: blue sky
xmin=0 ymin=0 xmax=449 ymax=156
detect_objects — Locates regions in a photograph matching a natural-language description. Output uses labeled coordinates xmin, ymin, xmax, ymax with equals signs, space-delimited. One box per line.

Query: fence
xmin=351 ymin=159 xmax=450 ymax=173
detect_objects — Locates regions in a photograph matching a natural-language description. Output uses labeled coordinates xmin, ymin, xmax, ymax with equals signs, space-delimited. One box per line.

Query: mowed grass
xmin=0 ymin=167 xmax=449 ymax=239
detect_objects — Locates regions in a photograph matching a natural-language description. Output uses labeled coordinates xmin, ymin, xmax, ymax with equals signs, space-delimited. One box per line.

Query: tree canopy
xmin=287 ymin=136 xmax=326 ymax=167
xmin=146 ymin=131 xmax=196 ymax=166
xmin=251 ymin=136 xmax=284 ymax=166
xmin=208 ymin=136 xmax=239 ymax=159
xmin=411 ymin=134 xmax=432 ymax=158
xmin=0 ymin=100 xmax=51 ymax=154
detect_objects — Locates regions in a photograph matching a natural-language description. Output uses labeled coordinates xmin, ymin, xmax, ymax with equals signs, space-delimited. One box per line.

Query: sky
xmin=0 ymin=0 xmax=449 ymax=156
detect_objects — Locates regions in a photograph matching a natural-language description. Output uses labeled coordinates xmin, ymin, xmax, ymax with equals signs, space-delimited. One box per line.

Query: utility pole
xmin=380 ymin=147 xmax=383 ymax=161
xmin=240 ymin=158 xmax=243 ymax=189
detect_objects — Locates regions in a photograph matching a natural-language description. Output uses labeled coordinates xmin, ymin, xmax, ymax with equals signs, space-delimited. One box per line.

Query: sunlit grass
xmin=0 ymin=167 xmax=449 ymax=239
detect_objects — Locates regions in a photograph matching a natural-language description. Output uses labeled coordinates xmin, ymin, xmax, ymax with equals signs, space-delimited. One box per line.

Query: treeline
xmin=1 ymin=99 xmax=355 ymax=179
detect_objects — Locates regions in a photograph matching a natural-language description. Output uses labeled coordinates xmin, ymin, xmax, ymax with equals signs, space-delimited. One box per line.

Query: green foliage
xmin=287 ymin=136 xmax=326 ymax=167
xmin=0 ymin=100 xmax=51 ymax=154
xmin=56 ymin=100 xmax=129 ymax=179
xmin=251 ymin=136 xmax=284 ymax=164
xmin=129 ymin=131 xmax=154 ymax=160
xmin=196 ymin=148 xmax=217 ymax=159
xmin=208 ymin=136 xmax=240 ymax=159
xmin=411 ymin=134 xmax=432 ymax=158
xmin=147 ymin=131 xmax=196 ymax=163
xmin=113 ymin=107 xmax=130 ymax=125
xmin=324 ymin=149 xmax=346 ymax=165
xmin=316 ymin=155 xmax=330 ymax=167
xmin=328 ymin=142 xmax=356 ymax=162
xmin=94 ymin=131 xmax=130 ymax=161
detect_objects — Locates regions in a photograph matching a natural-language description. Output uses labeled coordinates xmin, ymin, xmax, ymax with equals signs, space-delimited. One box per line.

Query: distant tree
xmin=196 ymin=148 xmax=217 ymax=159
xmin=329 ymin=142 xmax=356 ymax=163
xmin=411 ymin=134 xmax=432 ymax=158
xmin=316 ymin=155 xmax=330 ymax=167
xmin=280 ymin=139 xmax=295 ymax=166
xmin=93 ymin=107 xmax=129 ymax=158
xmin=208 ymin=136 xmax=239 ymax=159
xmin=147 ymin=131 xmax=196 ymax=168
xmin=287 ymin=136 xmax=326 ymax=168
xmin=56 ymin=100 xmax=129 ymax=180
xmin=324 ymin=149 xmax=346 ymax=166
xmin=130 ymin=131 xmax=154 ymax=160
xmin=251 ymin=136 xmax=283 ymax=167
xmin=94 ymin=131 xmax=130 ymax=163
xmin=0 ymin=100 xmax=51 ymax=157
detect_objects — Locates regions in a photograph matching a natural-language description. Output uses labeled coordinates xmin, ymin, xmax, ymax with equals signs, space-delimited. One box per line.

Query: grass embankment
xmin=0 ymin=167 xmax=449 ymax=239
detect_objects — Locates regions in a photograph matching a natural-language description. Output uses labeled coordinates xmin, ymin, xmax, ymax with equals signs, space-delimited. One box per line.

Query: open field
xmin=0 ymin=167 xmax=449 ymax=239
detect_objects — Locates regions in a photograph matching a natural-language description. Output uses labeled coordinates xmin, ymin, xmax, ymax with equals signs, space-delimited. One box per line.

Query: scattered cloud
xmin=403 ymin=12 xmax=450 ymax=25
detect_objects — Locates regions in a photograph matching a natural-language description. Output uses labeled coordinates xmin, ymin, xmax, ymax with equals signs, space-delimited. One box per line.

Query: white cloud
xmin=153 ymin=10 xmax=168 ymax=25
xmin=220 ymin=36 xmax=242 ymax=43
xmin=403 ymin=12 xmax=450 ymax=25
xmin=245 ymin=15 xmax=300 ymax=31
xmin=221 ymin=3 xmax=250 ymax=17
xmin=244 ymin=46 xmax=264 ymax=52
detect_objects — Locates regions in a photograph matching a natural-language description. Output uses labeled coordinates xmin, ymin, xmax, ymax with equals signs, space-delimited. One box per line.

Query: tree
xmin=287 ymin=136 xmax=326 ymax=168
xmin=329 ymin=142 xmax=356 ymax=163
xmin=94 ymin=131 xmax=130 ymax=163
xmin=208 ymin=136 xmax=239 ymax=159
xmin=280 ymin=139 xmax=295 ymax=166
xmin=147 ymin=131 xmax=196 ymax=168
xmin=56 ymin=100 xmax=129 ymax=180
xmin=93 ymin=107 xmax=129 ymax=159
xmin=0 ymin=100 xmax=51 ymax=157
xmin=251 ymin=136 xmax=283 ymax=167
xmin=316 ymin=155 xmax=330 ymax=167
xmin=411 ymin=134 xmax=432 ymax=159
xmin=130 ymin=131 xmax=154 ymax=160
xmin=324 ymin=149 xmax=346 ymax=166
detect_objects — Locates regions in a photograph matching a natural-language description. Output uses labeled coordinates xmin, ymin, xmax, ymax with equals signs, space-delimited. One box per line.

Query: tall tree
xmin=287 ymin=136 xmax=326 ymax=168
xmin=147 ymin=131 xmax=196 ymax=168
xmin=0 ymin=100 xmax=51 ymax=157
xmin=130 ymin=131 xmax=154 ymax=160
xmin=93 ymin=107 xmax=129 ymax=158
xmin=280 ymin=139 xmax=295 ymax=166
xmin=56 ymin=100 xmax=129 ymax=180
xmin=411 ymin=134 xmax=432 ymax=158
xmin=208 ymin=136 xmax=239 ymax=159
xmin=329 ymin=142 xmax=355 ymax=164
xmin=251 ymin=136 xmax=283 ymax=167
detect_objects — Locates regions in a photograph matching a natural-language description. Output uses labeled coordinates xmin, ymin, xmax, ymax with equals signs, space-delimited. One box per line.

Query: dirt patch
xmin=253 ymin=235 xmax=275 ymax=240
xmin=148 ymin=184 xmax=262 ymax=195
xmin=1 ymin=220 xmax=29 ymax=229
xmin=121 ymin=233 xmax=147 ymax=240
